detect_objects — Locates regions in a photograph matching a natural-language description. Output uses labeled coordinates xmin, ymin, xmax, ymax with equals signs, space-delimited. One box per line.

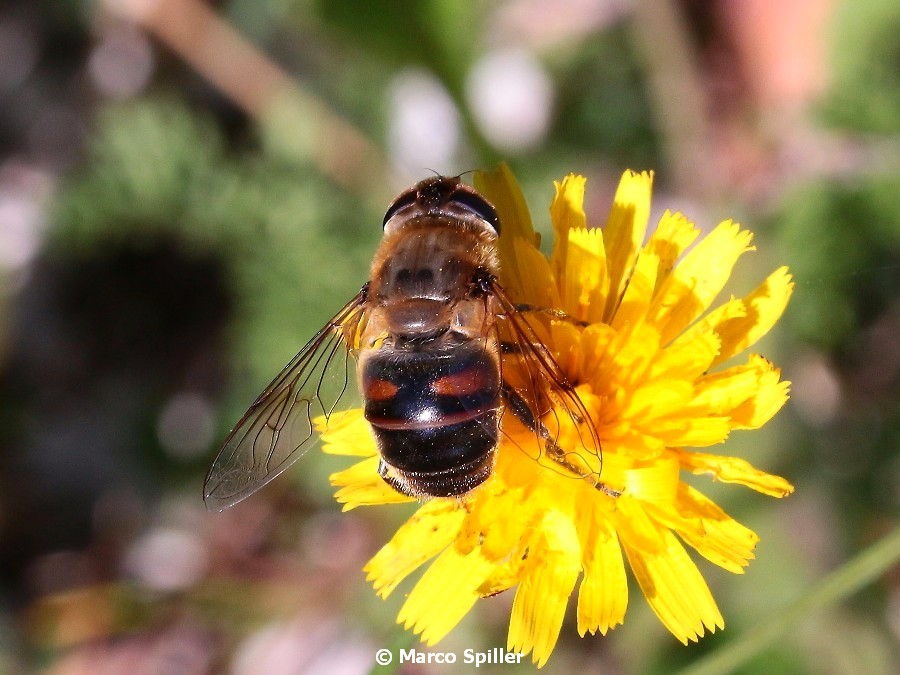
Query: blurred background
xmin=0 ymin=0 xmax=897 ymax=673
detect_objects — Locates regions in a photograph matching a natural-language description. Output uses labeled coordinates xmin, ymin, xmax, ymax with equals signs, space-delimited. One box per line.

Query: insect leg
xmin=377 ymin=459 xmax=418 ymax=497
xmin=500 ymin=384 xmax=621 ymax=498
xmin=512 ymin=304 xmax=590 ymax=327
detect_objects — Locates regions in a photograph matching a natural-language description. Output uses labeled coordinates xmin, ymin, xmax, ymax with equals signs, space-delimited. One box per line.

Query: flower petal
xmin=648 ymin=482 xmax=759 ymax=573
xmin=508 ymin=510 xmax=582 ymax=667
xmin=603 ymin=170 xmax=654 ymax=323
xmin=713 ymin=267 xmax=794 ymax=365
xmin=513 ymin=237 xmax=560 ymax=309
xmin=648 ymin=221 xmax=755 ymax=344
xmin=550 ymin=173 xmax=587 ymax=281
xmin=364 ymin=500 xmax=464 ymax=597
xmin=649 ymin=416 xmax=732 ymax=448
xmin=644 ymin=210 xmax=700 ymax=294
xmin=624 ymin=381 xmax=694 ymax=422
xmin=330 ymin=457 xmax=416 ymax=509
xmin=734 ymin=366 xmax=790 ymax=430
xmin=691 ymin=354 xmax=790 ymax=428
xmin=399 ymin=546 xmax=496 ymax=645
xmin=647 ymin=330 xmax=721 ymax=383
xmin=561 ymin=227 xmax=608 ymax=324
xmin=675 ymin=449 xmax=795 ymax=497
xmin=611 ymin=249 xmax=659 ymax=331
xmin=459 ymin=481 xmax=532 ymax=562
xmin=475 ymin=163 xmax=538 ymax=301
xmin=577 ymin=509 xmax=627 ymax=636
xmin=319 ymin=410 xmax=377 ymax=456
xmin=624 ymin=455 xmax=680 ymax=503
xmin=622 ymin=529 xmax=724 ymax=643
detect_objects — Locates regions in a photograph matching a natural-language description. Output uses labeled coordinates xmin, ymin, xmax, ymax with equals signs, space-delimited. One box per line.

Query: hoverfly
xmin=204 ymin=176 xmax=612 ymax=511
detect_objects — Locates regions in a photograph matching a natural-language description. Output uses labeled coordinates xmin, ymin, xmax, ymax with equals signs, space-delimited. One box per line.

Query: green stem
xmin=679 ymin=525 xmax=900 ymax=675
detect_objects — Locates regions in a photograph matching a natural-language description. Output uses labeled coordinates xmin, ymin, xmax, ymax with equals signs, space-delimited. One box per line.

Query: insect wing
xmin=204 ymin=293 xmax=367 ymax=511
xmin=490 ymin=280 xmax=604 ymax=483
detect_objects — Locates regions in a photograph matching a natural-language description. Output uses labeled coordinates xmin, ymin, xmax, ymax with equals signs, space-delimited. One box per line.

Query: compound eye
xmin=451 ymin=190 xmax=500 ymax=233
xmin=382 ymin=188 xmax=418 ymax=228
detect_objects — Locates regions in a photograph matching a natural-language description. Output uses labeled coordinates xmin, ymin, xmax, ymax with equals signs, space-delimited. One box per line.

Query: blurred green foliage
xmin=823 ymin=0 xmax=900 ymax=133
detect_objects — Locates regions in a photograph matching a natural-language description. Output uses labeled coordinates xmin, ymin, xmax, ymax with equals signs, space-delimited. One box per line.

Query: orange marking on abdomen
xmin=431 ymin=368 xmax=492 ymax=397
xmin=365 ymin=378 xmax=399 ymax=401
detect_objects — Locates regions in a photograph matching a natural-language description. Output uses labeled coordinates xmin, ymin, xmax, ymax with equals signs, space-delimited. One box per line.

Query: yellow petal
xmin=644 ymin=210 xmax=700 ymax=294
xmin=611 ymin=250 xmax=659 ymax=331
xmin=319 ymin=409 xmax=376 ymax=456
xmin=512 ymin=237 xmax=560 ymax=309
xmin=549 ymin=319 xmax=583 ymax=383
xmin=364 ymin=500 xmax=464 ymax=597
xmin=648 ymin=221 xmax=755 ymax=344
xmin=647 ymin=330 xmax=721 ymax=383
xmin=730 ymin=359 xmax=791 ymax=429
xmin=602 ymin=322 xmax=662 ymax=393
xmin=603 ymin=170 xmax=654 ymax=323
xmin=475 ymin=163 xmax=538 ymax=301
xmin=459 ymin=482 xmax=531 ymax=562
xmin=476 ymin=554 xmax=526 ymax=598
xmin=330 ymin=457 xmax=416 ymax=509
xmin=608 ymin=496 xmax=665 ymax=554
xmin=676 ymin=449 xmax=795 ymax=497
xmin=649 ymin=416 xmax=731 ymax=447
xmin=550 ymin=173 xmax=587 ymax=283
xmin=562 ymin=227 xmax=608 ymax=324
xmin=622 ymin=530 xmax=724 ymax=644
xmin=691 ymin=354 xmax=790 ymax=428
xmin=624 ymin=381 xmax=694 ymax=423
xmin=648 ymin=482 xmax=759 ymax=573
xmin=624 ymin=455 xmax=680 ymax=504
xmin=670 ymin=296 xmax=747 ymax=355
xmin=600 ymin=426 xmax=666 ymax=461
xmin=713 ymin=267 xmax=794 ymax=366
xmin=399 ymin=546 xmax=495 ymax=645
xmin=576 ymin=513 xmax=627 ymax=636
xmin=508 ymin=510 xmax=582 ymax=667
xmin=579 ymin=322 xmax=617 ymax=387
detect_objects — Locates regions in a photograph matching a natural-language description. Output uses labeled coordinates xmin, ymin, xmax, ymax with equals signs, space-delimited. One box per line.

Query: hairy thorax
xmin=368 ymin=220 xmax=500 ymax=341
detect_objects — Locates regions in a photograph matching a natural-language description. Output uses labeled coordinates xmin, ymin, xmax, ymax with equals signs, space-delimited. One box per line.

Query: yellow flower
xmin=322 ymin=164 xmax=795 ymax=667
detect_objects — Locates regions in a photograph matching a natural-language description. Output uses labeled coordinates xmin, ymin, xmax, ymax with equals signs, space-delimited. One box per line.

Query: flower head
xmin=322 ymin=164 xmax=794 ymax=667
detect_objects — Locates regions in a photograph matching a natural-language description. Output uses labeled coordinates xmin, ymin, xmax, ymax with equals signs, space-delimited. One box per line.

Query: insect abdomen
xmin=361 ymin=340 xmax=500 ymax=497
